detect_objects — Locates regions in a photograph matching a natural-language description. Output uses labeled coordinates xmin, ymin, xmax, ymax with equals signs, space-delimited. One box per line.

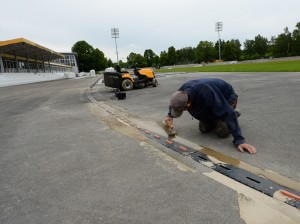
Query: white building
xmin=52 ymin=53 xmax=79 ymax=74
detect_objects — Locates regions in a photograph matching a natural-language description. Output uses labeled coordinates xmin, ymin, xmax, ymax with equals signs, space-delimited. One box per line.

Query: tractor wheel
xmin=152 ymin=78 xmax=158 ymax=87
xmin=122 ymin=79 xmax=133 ymax=91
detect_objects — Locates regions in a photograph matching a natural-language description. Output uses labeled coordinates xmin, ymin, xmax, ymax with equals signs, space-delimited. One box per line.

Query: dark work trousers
xmin=199 ymin=95 xmax=238 ymax=138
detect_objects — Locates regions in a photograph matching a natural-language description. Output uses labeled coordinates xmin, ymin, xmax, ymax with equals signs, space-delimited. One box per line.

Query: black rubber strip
xmin=140 ymin=130 xmax=300 ymax=209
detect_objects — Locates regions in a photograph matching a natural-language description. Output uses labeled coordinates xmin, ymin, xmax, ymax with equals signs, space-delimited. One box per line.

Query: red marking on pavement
xmin=281 ymin=190 xmax=300 ymax=201
xmin=165 ymin=140 xmax=172 ymax=144
xmin=179 ymin=146 xmax=188 ymax=152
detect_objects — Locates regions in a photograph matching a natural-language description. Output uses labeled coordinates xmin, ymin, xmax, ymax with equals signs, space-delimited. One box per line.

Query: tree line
xmin=72 ymin=22 xmax=300 ymax=72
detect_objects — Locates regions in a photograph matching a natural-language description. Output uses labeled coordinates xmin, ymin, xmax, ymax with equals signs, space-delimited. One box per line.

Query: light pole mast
xmin=111 ymin=28 xmax=119 ymax=65
xmin=215 ymin=22 xmax=223 ymax=60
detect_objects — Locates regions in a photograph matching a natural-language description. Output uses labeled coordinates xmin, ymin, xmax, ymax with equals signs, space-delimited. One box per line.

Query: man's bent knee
xmin=199 ymin=120 xmax=216 ymax=133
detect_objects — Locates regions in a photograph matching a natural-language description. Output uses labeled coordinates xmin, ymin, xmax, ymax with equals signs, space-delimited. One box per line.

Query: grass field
xmin=156 ymin=60 xmax=300 ymax=73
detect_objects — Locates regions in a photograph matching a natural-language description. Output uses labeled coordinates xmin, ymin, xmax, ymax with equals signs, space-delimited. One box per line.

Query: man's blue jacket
xmin=168 ymin=78 xmax=245 ymax=146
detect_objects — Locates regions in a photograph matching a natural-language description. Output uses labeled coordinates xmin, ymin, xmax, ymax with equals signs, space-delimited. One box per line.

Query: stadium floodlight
xmin=111 ymin=28 xmax=119 ymax=65
xmin=215 ymin=22 xmax=223 ymax=60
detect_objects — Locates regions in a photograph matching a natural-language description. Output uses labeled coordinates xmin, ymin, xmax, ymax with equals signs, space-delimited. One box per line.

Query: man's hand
xmin=237 ymin=143 xmax=256 ymax=154
xmin=164 ymin=116 xmax=173 ymax=130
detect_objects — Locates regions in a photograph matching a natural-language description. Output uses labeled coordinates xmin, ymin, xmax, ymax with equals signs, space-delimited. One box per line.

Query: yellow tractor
xmin=104 ymin=65 xmax=158 ymax=91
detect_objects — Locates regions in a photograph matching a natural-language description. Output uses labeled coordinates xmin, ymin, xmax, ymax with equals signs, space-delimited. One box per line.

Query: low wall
xmin=0 ymin=72 xmax=76 ymax=87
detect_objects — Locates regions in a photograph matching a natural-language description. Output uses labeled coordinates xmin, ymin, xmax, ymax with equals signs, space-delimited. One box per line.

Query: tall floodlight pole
xmin=111 ymin=28 xmax=119 ymax=65
xmin=215 ymin=22 xmax=223 ymax=60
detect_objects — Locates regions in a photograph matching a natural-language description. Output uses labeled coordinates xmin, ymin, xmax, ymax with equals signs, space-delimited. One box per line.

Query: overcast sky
xmin=1 ymin=0 xmax=299 ymax=62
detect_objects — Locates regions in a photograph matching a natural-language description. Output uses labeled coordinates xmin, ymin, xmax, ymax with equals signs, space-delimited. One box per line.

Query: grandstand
xmin=0 ymin=38 xmax=75 ymax=73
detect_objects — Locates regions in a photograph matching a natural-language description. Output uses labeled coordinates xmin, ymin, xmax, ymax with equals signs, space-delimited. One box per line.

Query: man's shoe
xmin=215 ymin=120 xmax=230 ymax=138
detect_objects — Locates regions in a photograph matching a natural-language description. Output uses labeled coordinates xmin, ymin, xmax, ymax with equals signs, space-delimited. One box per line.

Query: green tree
xmin=292 ymin=22 xmax=300 ymax=55
xmin=159 ymin=51 xmax=168 ymax=66
xmin=152 ymin=55 xmax=160 ymax=68
xmin=144 ymin=49 xmax=157 ymax=67
xmin=176 ymin=47 xmax=196 ymax=64
xmin=116 ymin=60 xmax=126 ymax=69
xmin=126 ymin=52 xmax=136 ymax=66
xmin=72 ymin=41 xmax=94 ymax=72
xmin=273 ymin=27 xmax=292 ymax=57
xmin=265 ymin=36 xmax=276 ymax=58
xmin=72 ymin=41 xmax=107 ymax=72
xmin=222 ymin=39 xmax=241 ymax=61
xmin=253 ymin=35 xmax=268 ymax=58
xmin=243 ymin=39 xmax=255 ymax=59
xmin=127 ymin=52 xmax=147 ymax=67
xmin=167 ymin=46 xmax=177 ymax=65
xmin=92 ymin=48 xmax=107 ymax=71
xmin=195 ymin=41 xmax=216 ymax=63
xmin=107 ymin=58 xmax=114 ymax=67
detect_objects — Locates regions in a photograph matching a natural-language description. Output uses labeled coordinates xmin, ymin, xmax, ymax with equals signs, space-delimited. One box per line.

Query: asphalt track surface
xmin=0 ymin=73 xmax=299 ymax=223
xmin=94 ymin=72 xmax=300 ymax=183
